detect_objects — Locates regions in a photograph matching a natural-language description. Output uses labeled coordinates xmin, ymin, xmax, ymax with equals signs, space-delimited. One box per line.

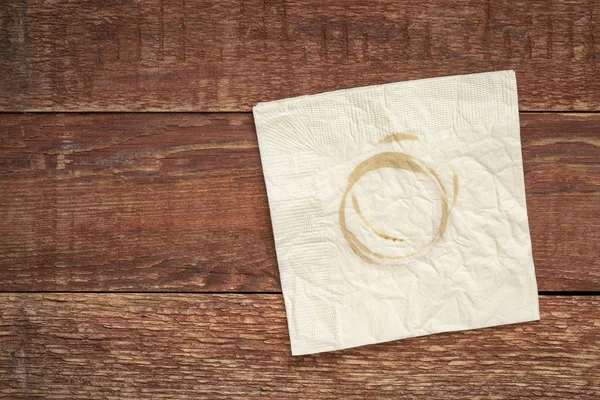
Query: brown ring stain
xmin=339 ymin=135 xmax=458 ymax=265
xmin=352 ymin=194 xmax=405 ymax=243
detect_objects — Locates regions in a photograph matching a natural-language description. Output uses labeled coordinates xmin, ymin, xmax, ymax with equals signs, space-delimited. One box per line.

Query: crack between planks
xmin=0 ymin=291 xmax=598 ymax=296
xmin=1 ymin=110 xmax=600 ymax=115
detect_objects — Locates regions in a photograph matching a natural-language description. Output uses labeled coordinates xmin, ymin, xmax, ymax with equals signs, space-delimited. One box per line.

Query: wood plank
xmin=0 ymin=294 xmax=598 ymax=399
xmin=0 ymin=113 xmax=598 ymax=292
xmin=0 ymin=0 xmax=599 ymax=111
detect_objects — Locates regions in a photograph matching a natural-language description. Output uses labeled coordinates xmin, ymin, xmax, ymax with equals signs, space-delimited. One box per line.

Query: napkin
xmin=253 ymin=70 xmax=540 ymax=356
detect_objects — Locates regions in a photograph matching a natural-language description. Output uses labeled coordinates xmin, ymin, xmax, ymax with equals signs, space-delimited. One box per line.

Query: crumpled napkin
xmin=253 ymin=71 xmax=540 ymax=355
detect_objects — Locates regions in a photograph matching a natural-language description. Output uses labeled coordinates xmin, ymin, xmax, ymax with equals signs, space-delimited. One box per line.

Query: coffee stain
xmin=339 ymin=139 xmax=458 ymax=265
xmin=452 ymin=172 xmax=459 ymax=208
xmin=379 ymin=133 xmax=419 ymax=143
xmin=352 ymin=194 xmax=404 ymax=243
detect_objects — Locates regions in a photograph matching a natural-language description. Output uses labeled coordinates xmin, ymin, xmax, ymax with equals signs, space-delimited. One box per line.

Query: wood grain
xmin=0 ymin=113 xmax=278 ymax=292
xmin=0 ymin=294 xmax=598 ymax=399
xmin=0 ymin=0 xmax=599 ymax=111
xmin=0 ymin=113 xmax=598 ymax=292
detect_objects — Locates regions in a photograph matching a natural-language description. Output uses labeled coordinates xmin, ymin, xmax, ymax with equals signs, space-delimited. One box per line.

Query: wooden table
xmin=1 ymin=1 xmax=598 ymax=398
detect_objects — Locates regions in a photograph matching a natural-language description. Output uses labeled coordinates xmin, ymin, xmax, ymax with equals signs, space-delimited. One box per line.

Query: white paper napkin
xmin=253 ymin=71 xmax=540 ymax=356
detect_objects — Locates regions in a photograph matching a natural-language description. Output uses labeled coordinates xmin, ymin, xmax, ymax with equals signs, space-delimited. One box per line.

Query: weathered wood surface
xmin=0 ymin=295 xmax=598 ymax=399
xmin=0 ymin=1 xmax=598 ymax=398
xmin=1 ymin=113 xmax=598 ymax=292
xmin=0 ymin=0 xmax=599 ymax=112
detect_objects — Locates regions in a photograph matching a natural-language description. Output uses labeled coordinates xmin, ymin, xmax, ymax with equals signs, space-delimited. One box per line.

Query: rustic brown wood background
xmin=0 ymin=0 xmax=598 ymax=398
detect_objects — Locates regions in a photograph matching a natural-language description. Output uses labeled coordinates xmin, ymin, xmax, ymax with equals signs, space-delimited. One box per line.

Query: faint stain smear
xmin=378 ymin=133 xmax=419 ymax=143
xmin=339 ymin=134 xmax=458 ymax=265
xmin=352 ymin=194 xmax=404 ymax=243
